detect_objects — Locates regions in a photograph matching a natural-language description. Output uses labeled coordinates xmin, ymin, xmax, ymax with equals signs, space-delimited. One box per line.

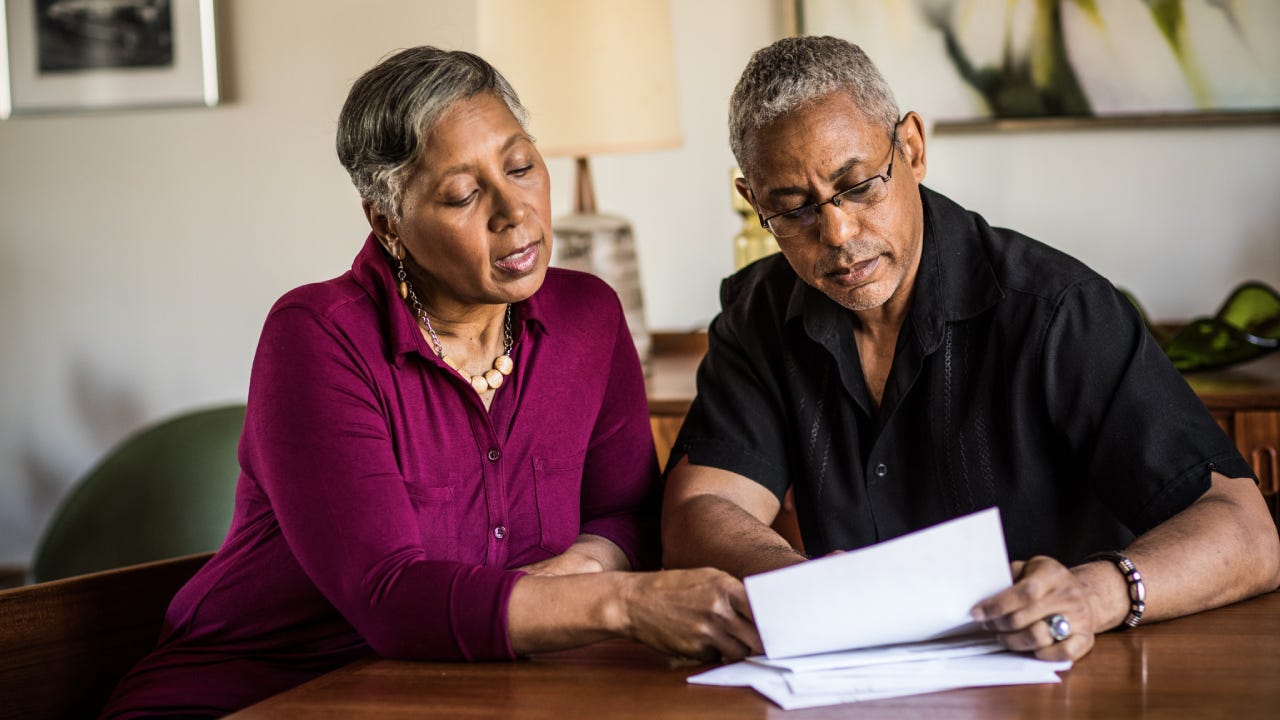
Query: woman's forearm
xmin=506 ymin=572 xmax=628 ymax=654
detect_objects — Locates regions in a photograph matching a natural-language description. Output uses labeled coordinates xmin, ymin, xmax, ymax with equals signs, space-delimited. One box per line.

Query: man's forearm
xmin=663 ymin=493 xmax=806 ymax=578
xmin=1077 ymin=474 xmax=1280 ymax=632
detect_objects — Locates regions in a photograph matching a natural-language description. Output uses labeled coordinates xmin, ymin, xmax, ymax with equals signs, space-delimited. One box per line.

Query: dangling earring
xmin=395 ymin=257 xmax=410 ymax=300
xmin=384 ymin=239 xmax=410 ymax=300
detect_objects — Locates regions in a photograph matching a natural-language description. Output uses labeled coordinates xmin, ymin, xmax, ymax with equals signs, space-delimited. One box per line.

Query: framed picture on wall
xmin=797 ymin=0 xmax=1280 ymax=130
xmin=1 ymin=0 xmax=218 ymax=119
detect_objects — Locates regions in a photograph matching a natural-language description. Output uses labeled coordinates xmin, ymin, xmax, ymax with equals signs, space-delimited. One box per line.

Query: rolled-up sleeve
xmin=1040 ymin=280 xmax=1254 ymax=534
xmin=242 ymin=305 xmax=523 ymax=661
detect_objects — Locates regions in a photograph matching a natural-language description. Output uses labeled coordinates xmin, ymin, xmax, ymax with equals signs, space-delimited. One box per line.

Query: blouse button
xmin=493 ymin=525 xmax=507 ymax=540
xmin=487 ymin=448 xmax=501 ymax=462
xmin=874 ymin=463 xmax=888 ymax=477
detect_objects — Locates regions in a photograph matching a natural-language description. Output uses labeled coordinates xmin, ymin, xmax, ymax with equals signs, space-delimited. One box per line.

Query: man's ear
xmin=734 ymin=176 xmax=757 ymax=211
xmin=898 ymin=111 xmax=927 ymax=182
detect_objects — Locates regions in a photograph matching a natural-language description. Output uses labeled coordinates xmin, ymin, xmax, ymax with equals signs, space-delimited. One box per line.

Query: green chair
xmin=29 ymin=404 xmax=246 ymax=584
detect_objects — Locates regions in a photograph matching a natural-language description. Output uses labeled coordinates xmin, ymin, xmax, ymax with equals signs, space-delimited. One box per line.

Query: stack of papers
xmin=689 ymin=635 xmax=1071 ymax=710
xmin=687 ymin=508 xmax=1072 ymax=709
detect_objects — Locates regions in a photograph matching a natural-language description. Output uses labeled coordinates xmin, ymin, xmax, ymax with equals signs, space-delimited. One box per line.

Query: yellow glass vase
xmin=731 ymin=167 xmax=780 ymax=271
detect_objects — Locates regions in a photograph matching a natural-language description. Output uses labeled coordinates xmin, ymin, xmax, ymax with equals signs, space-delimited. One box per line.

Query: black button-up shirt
xmin=671 ymin=187 xmax=1252 ymax=563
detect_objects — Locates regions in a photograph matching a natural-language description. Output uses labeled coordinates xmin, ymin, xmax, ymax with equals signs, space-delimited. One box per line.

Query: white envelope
xmin=744 ymin=507 xmax=1013 ymax=658
xmin=748 ymin=635 xmax=1004 ymax=673
xmin=687 ymin=652 xmax=1071 ymax=712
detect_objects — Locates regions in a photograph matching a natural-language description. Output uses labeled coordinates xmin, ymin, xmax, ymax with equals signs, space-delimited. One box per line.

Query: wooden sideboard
xmin=645 ymin=333 xmax=706 ymax=471
xmin=645 ymin=334 xmax=1280 ymax=530
xmin=1184 ymin=355 xmax=1280 ymax=523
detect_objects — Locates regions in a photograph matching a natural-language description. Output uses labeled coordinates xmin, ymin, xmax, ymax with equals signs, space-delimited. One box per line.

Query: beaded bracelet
xmin=1087 ymin=551 xmax=1146 ymax=629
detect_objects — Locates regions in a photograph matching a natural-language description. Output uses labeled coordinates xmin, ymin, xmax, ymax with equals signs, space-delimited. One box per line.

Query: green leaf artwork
xmin=802 ymin=0 xmax=1280 ymax=121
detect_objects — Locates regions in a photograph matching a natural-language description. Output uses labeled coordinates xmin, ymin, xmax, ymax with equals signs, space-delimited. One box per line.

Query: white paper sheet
xmin=687 ymin=661 xmax=783 ymax=687
xmin=762 ymin=657 xmax=1068 ymax=711
xmin=744 ymin=507 xmax=1013 ymax=658
xmin=748 ymin=635 xmax=1005 ymax=673
xmin=781 ymin=654 xmax=1072 ymax=695
xmin=688 ymin=652 xmax=1072 ymax=711
xmin=761 ymin=679 xmax=997 ymax=711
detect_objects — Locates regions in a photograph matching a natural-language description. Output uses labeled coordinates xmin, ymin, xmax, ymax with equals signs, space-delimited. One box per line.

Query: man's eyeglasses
xmin=756 ymin=132 xmax=898 ymax=239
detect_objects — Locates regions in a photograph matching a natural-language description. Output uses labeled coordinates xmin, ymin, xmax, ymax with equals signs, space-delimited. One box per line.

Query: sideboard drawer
xmin=1234 ymin=410 xmax=1280 ymax=525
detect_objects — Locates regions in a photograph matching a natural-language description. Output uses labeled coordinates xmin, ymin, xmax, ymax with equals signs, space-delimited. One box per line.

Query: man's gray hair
xmin=729 ymin=36 xmax=899 ymax=177
xmin=337 ymin=46 xmax=529 ymax=221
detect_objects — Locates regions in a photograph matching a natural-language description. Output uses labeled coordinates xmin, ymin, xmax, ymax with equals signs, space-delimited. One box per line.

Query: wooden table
xmin=230 ymin=591 xmax=1280 ymax=719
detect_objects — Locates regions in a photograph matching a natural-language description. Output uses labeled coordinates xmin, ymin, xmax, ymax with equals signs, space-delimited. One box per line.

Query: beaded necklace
xmin=398 ymin=266 xmax=513 ymax=394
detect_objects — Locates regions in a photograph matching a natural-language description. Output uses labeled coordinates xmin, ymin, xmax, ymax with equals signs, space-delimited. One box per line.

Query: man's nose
xmin=816 ymin=202 xmax=858 ymax=247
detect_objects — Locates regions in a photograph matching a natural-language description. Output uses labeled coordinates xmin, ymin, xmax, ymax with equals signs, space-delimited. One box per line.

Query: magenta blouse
xmin=102 ymin=234 xmax=660 ymax=718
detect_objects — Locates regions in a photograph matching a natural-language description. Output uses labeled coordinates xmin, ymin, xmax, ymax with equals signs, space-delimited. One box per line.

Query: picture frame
xmin=797 ymin=0 xmax=1280 ymax=131
xmin=1 ymin=0 xmax=218 ymax=119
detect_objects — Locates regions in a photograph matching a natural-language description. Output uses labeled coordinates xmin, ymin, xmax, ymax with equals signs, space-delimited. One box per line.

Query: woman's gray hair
xmin=337 ymin=46 xmax=529 ymax=221
xmin=729 ymin=36 xmax=899 ymax=177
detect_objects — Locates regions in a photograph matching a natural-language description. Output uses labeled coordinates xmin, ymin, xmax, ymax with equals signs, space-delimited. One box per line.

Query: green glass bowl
xmin=1125 ymin=282 xmax=1280 ymax=373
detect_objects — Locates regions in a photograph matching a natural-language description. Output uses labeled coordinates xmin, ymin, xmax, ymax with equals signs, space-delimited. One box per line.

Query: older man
xmin=662 ymin=36 xmax=1280 ymax=662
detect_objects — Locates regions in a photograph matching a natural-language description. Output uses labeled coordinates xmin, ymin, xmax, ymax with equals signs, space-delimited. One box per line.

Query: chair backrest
xmin=30 ymin=404 xmax=246 ymax=583
xmin=0 ymin=552 xmax=212 ymax=719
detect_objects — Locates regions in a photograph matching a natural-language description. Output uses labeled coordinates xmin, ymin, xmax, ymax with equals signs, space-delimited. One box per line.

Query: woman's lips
xmin=495 ymin=242 xmax=539 ymax=275
xmin=825 ymin=256 xmax=879 ymax=285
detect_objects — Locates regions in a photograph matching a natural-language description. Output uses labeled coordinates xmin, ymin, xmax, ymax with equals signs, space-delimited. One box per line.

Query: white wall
xmin=0 ymin=0 xmax=1276 ymax=565
xmin=0 ymin=0 xmax=479 ymax=564
xmin=924 ymin=124 xmax=1280 ymax=319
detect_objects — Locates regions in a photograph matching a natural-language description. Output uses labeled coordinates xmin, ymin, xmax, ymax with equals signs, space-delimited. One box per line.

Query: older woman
xmin=103 ymin=47 xmax=759 ymax=718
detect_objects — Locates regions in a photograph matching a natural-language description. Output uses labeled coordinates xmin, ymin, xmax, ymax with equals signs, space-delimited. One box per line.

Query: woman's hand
xmin=517 ymin=534 xmax=631 ymax=576
xmin=619 ymin=568 xmax=762 ymax=662
xmin=970 ymin=556 xmax=1098 ymax=662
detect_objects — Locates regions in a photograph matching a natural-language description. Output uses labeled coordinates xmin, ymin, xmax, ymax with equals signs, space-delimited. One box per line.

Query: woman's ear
xmin=362 ymin=200 xmax=401 ymax=258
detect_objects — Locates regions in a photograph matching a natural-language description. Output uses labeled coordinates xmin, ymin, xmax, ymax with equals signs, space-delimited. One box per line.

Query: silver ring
xmin=1045 ymin=613 xmax=1071 ymax=643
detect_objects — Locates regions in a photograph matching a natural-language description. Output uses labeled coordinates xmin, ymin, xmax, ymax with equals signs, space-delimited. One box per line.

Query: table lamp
xmin=478 ymin=0 xmax=682 ymax=366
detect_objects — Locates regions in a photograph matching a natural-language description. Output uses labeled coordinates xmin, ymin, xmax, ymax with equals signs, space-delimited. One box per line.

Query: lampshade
xmin=477 ymin=0 xmax=682 ymax=157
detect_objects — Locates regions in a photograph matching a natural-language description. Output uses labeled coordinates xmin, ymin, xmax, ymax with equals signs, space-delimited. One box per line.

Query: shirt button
xmin=874 ymin=463 xmax=888 ymax=477
xmin=493 ymin=525 xmax=507 ymax=540
xmin=487 ymin=448 xmax=500 ymax=462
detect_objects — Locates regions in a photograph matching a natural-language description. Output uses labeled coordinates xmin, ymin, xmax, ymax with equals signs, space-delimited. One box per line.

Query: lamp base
xmin=551 ymin=211 xmax=651 ymax=371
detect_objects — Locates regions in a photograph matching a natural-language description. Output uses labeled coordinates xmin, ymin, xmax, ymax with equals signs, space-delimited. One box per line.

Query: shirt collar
xmin=784 ymin=186 xmax=1004 ymax=354
xmin=908 ymin=186 xmax=1004 ymax=353
xmin=349 ymin=232 xmax=551 ymax=366
xmin=786 ymin=278 xmax=843 ymax=349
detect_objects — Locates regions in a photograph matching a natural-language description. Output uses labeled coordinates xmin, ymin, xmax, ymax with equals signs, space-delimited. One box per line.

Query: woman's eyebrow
xmin=435 ymin=133 xmax=531 ymax=179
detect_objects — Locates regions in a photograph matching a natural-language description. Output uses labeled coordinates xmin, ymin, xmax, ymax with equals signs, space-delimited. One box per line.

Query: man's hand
xmin=517 ymin=534 xmax=630 ymax=576
xmin=970 ymin=556 xmax=1098 ymax=662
